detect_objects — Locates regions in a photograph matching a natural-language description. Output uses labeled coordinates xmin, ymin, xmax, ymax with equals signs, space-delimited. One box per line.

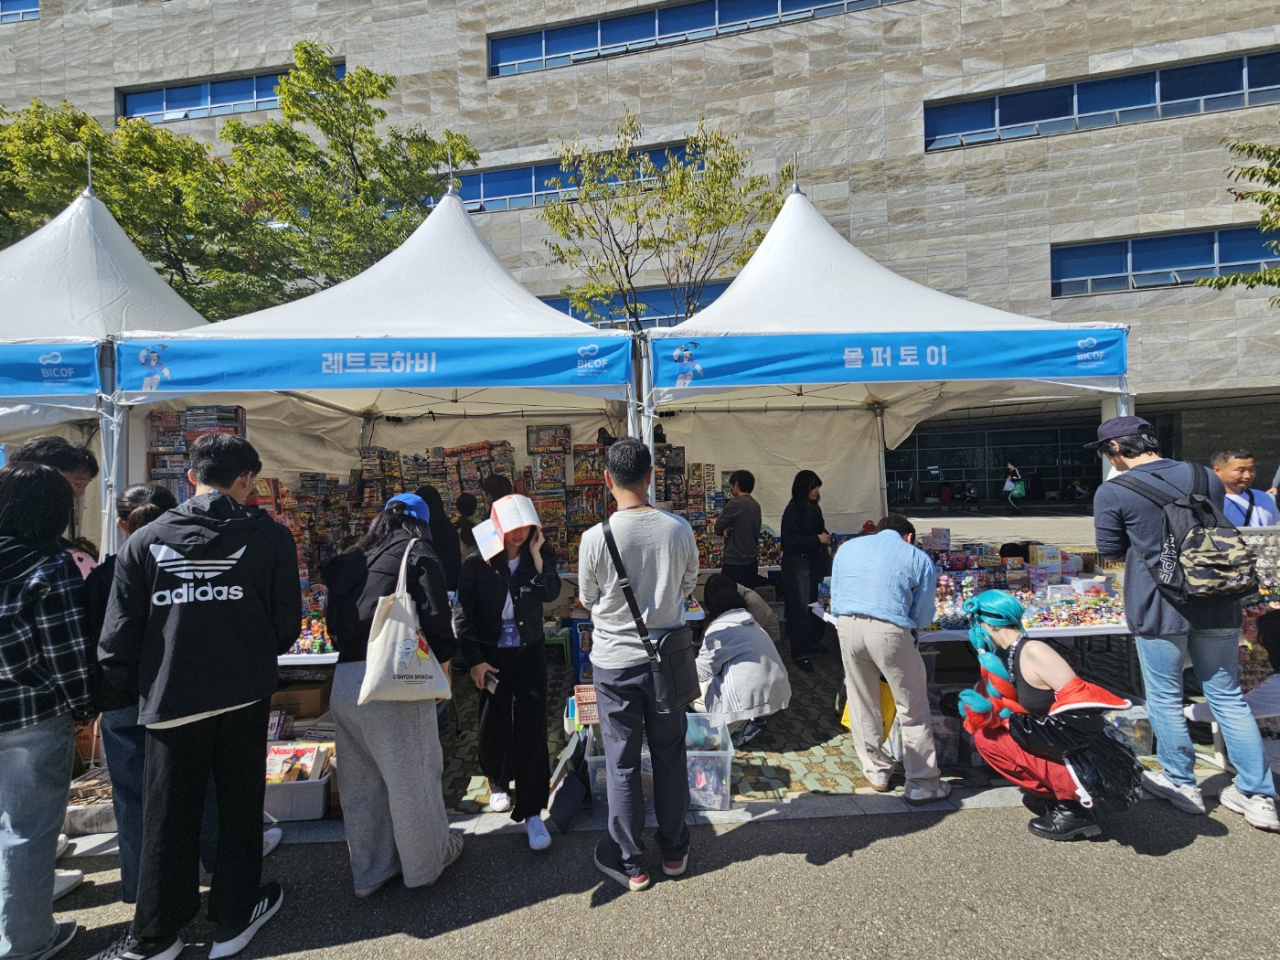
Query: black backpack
xmin=1110 ymin=466 xmax=1257 ymax=604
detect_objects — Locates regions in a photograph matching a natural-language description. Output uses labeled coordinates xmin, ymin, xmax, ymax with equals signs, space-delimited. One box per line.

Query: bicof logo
xmin=1075 ymin=335 xmax=1106 ymax=367
xmin=577 ymin=343 xmax=608 ymax=376
xmin=38 ymin=350 xmax=76 ymax=382
xmin=150 ymin=544 xmax=247 ymax=605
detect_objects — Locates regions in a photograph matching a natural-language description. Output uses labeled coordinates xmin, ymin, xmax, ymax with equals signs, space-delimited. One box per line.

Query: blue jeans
xmin=100 ymin=707 xmax=147 ymax=904
xmin=1135 ymin=628 xmax=1277 ymax=798
xmin=0 ymin=713 xmax=75 ymax=960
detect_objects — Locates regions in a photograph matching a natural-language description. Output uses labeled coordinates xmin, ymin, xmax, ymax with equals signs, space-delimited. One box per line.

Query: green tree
xmin=221 ymin=41 xmax=478 ymax=293
xmin=1199 ymin=129 xmax=1280 ymax=305
xmin=1 ymin=41 xmax=479 ymax=320
xmin=541 ymin=111 xmax=788 ymax=330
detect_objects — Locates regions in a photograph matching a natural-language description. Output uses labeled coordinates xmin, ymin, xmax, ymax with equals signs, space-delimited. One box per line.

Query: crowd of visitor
xmin=1 ymin=416 xmax=1277 ymax=960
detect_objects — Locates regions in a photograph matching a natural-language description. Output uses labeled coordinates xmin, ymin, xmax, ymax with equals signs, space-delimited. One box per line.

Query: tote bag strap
xmin=396 ymin=538 xmax=419 ymax=597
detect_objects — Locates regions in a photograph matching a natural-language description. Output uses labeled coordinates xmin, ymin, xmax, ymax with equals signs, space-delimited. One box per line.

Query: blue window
xmin=1076 ymin=74 xmax=1154 ymax=114
xmin=542 ymin=281 xmax=731 ymax=328
xmin=488 ymin=2 xmax=910 ymax=77
xmin=926 ymin=49 xmax=1280 ymax=151
xmin=1051 ymin=227 xmax=1280 ymax=297
xmin=457 ymin=144 xmax=687 ymax=212
xmin=120 ymin=65 xmax=339 ymax=123
xmin=0 ymin=0 xmax=39 ymax=24
xmin=1160 ymin=58 xmax=1242 ymax=102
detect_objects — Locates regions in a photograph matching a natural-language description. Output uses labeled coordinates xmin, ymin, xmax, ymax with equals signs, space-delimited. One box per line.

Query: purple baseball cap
xmin=1083 ymin=416 xmax=1154 ymax=450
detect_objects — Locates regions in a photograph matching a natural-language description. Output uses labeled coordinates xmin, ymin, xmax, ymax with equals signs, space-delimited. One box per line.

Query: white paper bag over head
xmin=474 ymin=494 xmax=542 ymax=561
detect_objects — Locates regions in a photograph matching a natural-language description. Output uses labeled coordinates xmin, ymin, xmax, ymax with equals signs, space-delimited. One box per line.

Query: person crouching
xmin=956 ymin=590 xmax=1142 ymax=841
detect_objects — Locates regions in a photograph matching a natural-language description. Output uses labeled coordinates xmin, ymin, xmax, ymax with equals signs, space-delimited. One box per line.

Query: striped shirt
xmin=0 ymin=543 xmax=94 ymax=733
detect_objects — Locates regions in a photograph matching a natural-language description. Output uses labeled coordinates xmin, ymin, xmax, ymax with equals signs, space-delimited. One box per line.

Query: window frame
xmin=119 ymin=63 xmax=345 ymax=124
xmin=0 ymin=0 xmax=39 ymax=25
xmin=925 ymin=49 xmax=1280 ymax=152
xmin=1050 ymin=226 xmax=1280 ymax=298
xmin=487 ymin=0 xmax=913 ymax=78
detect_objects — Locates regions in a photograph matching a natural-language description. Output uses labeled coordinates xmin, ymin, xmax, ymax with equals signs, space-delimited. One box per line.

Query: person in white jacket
xmin=696 ymin=583 xmax=792 ymax=746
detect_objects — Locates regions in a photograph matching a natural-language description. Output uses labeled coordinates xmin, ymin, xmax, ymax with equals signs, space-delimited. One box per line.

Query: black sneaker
xmin=1028 ymin=801 xmax=1102 ymax=842
xmin=36 ymin=920 xmax=78 ymax=960
xmin=593 ymin=838 xmax=650 ymax=892
xmin=208 ymin=882 xmax=283 ymax=959
xmin=86 ymin=932 xmax=183 ymax=960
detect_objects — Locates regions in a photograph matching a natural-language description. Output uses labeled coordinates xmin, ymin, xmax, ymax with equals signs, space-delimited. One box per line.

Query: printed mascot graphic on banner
xmin=672 ymin=341 xmax=704 ymax=388
xmin=139 ymin=344 xmax=171 ymax=392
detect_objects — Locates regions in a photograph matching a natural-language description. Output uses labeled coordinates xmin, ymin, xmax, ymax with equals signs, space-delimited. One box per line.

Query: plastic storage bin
xmin=686 ymin=751 xmax=732 ymax=810
xmin=264 ymin=772 xmax=331 ymax=822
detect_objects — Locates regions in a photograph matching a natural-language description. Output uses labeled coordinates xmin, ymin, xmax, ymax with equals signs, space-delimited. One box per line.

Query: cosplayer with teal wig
xmin=956 ymin=590 xmax=1142 ymax=842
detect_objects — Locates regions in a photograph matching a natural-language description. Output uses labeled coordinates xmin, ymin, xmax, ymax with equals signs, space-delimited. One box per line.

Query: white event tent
xmin=113 ymin=192 xmax=635 ymax=543
xmin=0 ymin=188 xmax=209 ymax=543
xmin=644 ymin=188 xmax=1131 ymax=529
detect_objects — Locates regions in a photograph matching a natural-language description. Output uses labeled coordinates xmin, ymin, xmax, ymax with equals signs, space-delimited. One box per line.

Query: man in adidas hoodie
xmin=96 ymin=435 xmax=301 ymax=960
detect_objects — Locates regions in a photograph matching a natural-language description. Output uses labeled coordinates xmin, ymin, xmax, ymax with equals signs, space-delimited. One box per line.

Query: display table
xmin=278 ymin=652 xmax=339 ymax=666
xmin=811 ymin=604 xmax=1128 ymax=642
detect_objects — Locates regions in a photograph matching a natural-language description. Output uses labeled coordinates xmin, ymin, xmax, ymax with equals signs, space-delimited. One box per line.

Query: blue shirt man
xmin=830 ymin=515 xmax=947 ymax=805
xmin=830 ymin=528 xmax=937 ymax=630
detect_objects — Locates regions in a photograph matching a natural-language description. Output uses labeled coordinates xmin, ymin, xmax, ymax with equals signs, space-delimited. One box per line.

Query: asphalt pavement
xmin=56 ymin=798 xmax=1278 ymax=960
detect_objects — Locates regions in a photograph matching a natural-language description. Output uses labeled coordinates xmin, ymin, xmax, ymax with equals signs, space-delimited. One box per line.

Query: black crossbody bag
xmin=601 ymin=514 xmax=699 ymax=714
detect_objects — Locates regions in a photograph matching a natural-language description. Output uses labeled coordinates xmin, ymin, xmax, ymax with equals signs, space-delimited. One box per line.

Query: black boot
xmin=1028 ymin=800 xmax=1102 ymax=841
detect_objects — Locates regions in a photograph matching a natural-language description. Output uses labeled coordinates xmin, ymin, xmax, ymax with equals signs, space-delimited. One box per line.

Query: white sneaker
xmin=262 ymin=827 xmax=283 ymax=857
xmin=53 ymin=869 xmax=83 ymax=901
xmin=1218 ymin=784 xmax=1280 ymax=832
xmin=85 ymin=931 xmax=182 ymax=960
xmin=525 ymin=816 xmax=552 ymax=851
xmin=903 ymin=781 xmax=952 ymax=806
xmin=1141 ymin=770 xmax=1206 ymax=814
xmin=56 ymin=834 xmax=70 ymax=859
xmin=489 ymin=791 xmax=512 ymax=813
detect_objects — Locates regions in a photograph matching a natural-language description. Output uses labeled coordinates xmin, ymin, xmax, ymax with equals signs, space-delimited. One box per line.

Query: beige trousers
xmin=838 ymin=615 xmax=941 ymax=791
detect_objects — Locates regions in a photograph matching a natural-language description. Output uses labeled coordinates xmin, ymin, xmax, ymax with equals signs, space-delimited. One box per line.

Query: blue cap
xmin=384 ymin=492 xmax=430 ymax=522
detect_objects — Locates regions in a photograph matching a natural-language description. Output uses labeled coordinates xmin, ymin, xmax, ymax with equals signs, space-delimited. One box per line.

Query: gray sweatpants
xmin=331 ymin=662 xmax=451 ymax=891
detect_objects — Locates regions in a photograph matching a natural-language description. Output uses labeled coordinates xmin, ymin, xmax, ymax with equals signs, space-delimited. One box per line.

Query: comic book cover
xmin=526 ymin=424 xmax=571 ymax=455
xmin=573 ymin=445 xmax=606 ymax=485
xmin=532 ymin=453 xmax=567 ymax=492
xmin=532 ymin=495 xmax=567 ymax=529
xmin=566 ymin=486 xmax=606 ymax=526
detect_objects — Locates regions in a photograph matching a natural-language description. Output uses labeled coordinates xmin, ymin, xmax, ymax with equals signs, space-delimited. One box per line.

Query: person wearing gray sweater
xmin=695 ymin=587 xmax=791 ymax=734
xmin=1090 ymin=416 xmax=1278 ymax=833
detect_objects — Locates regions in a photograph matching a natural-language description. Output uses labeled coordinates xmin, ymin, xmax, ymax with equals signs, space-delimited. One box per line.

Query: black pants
xmin=782 ymin=554 xmax=824 ymax=658
xmin=133 ymin=699 xmax=270 ymax=940
xmin=720 ymin=563 xmax=760 ymax=589
xmin=477 ymin=642 xmax=549 ymax=823
xmin=593 ymin=661 xmax=690 ymax=873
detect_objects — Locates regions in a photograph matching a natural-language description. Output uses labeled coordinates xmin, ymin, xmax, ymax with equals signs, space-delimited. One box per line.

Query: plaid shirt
xmin=0 ymin=545 xmax=93 ymax=734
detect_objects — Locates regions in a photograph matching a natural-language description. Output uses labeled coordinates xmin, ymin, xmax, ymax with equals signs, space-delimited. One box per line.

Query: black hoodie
xmin=99 ymin=491 xmax=302 ymax=726
xmin=322 ymin=529 xmax=459 ymax=666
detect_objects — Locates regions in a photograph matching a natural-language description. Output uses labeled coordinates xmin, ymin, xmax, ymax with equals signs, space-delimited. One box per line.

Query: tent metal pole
xmin=97 ymin=340 xmax=123 ymax=557
xmin=638 ymin=336 xmax=657 ymax=503
xmin=873 ymin=403 xmax=888 ymax=519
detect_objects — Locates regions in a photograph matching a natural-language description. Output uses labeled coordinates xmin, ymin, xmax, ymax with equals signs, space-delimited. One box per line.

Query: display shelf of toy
xmin=146 ymin=405 xmax=245 ymax=502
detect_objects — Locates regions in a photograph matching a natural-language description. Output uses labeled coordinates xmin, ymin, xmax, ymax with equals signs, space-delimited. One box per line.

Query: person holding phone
xmin=455 ymin=495 xmax=562 ymax=851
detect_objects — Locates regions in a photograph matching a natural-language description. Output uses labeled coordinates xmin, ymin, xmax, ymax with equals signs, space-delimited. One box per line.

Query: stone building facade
xmin=3 ymin=0 xmax=1280 ymax=474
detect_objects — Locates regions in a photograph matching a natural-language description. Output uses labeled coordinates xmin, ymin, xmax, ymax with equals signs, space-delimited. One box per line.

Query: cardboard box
xmin=270 ymin=680 xmax=332 ymax=720
xmin=1029 ymin=544 xmax=1061 ymax=566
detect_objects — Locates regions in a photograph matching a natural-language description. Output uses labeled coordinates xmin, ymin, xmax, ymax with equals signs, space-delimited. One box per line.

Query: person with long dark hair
xmin=84 ymin=484 xmax=178 ymax=908
xmin=322 ymin=493 xmax=463 ymax=898
xmin=455 ymin=495 xmax=561 ymax=850
xmin=455 ymin=493 xmax=479 ymax=560
xmin=780 ymin=470 xmax=830 ymax=672
xmin=413 ymin=485 xmax=462 ymax=592
xmin=0 ymin=464 xmax=93 ymax=960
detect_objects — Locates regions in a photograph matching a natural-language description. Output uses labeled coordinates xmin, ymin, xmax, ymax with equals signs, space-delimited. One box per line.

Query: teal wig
xmin=957 ymin=590 xmax=1028 ymax=727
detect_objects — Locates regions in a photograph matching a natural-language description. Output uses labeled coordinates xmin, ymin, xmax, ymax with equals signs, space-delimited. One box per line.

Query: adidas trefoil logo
xmin=150 ymin=544 xmax=246 ymax=606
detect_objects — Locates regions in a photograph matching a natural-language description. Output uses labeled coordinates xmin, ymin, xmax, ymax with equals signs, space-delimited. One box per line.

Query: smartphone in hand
xmin=484 ymin=671 xmax=499 ymax=694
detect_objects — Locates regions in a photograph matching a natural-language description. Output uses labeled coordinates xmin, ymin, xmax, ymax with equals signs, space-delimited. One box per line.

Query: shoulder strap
xmin=1190 ymin=463 xmax=1208 ymax=498
xmin=395 ymin=537 xmax=419 ymax=596
xmin=600 ymin=515 xmax=659 ymax=663
xmin=1110 ymin=472 xmax=1177 ymax=509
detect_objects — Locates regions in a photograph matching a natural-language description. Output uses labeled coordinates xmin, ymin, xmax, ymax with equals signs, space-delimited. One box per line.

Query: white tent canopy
xmin=0 ymin=188 xmax=207 ymax=424
xmin=646 ymin=188 xmax=1128 ymax=448
xmin=114 ymin=193 xmax=634 ymax=419
xmin=643 ymin=188 xmax=1129 ymax=526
